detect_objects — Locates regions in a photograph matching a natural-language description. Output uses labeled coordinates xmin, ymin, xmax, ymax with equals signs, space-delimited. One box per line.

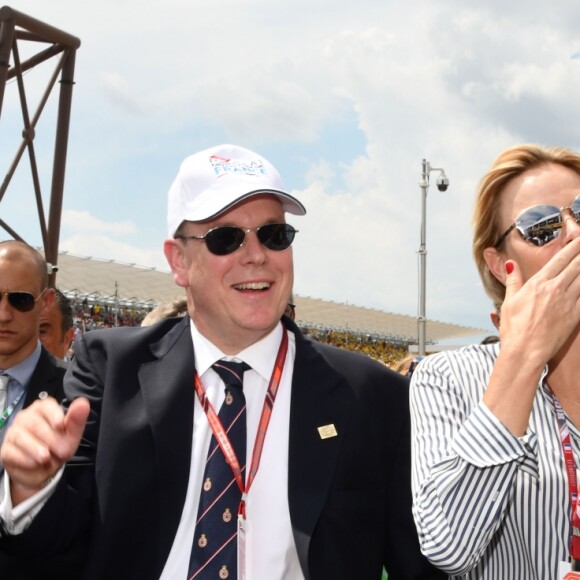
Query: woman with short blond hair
xmin=411 ymin=143 xmax=580 ymax=579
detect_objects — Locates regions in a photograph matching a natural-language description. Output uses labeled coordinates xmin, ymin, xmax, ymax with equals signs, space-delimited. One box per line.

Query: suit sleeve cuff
xmin=0 ymin=467 xmax=64 ymax=536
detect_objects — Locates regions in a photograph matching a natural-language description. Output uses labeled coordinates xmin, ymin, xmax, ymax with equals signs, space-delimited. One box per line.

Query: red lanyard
xmin=547 ymin=383 xmax=580 ymax=563
xmin=193 ymin=329 xmax=288 ymax=519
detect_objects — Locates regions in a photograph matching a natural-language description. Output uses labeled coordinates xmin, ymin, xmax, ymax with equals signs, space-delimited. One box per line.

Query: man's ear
xmin=164 ymin=239 xmax=189 ymax=288
xmin=64 ymin=327 xmax=75 ymax=349
xmin=41 ymin=287 xmax=55 ymax=314
xmin=483 ymin=247 xmax=507 ymax=285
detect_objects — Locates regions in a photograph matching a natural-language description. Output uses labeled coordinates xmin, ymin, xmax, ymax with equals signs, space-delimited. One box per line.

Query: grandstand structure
xmin=52 ymin=250 xmax=487 ymax=345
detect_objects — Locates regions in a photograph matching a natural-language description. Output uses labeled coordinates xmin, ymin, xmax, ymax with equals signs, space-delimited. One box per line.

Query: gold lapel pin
xmin=317 ymin=424 xmax=338 ymax=439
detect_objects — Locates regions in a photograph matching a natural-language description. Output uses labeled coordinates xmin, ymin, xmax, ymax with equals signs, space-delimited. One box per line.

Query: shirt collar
xmin=0 ymin=341 xmax=42 ymax=387
xmin=190 ymin=321 xmax=284 ymax=382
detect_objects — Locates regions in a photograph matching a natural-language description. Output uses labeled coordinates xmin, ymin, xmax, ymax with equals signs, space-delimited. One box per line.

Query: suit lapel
xmin=137 ymin=316 xmax=353 ymax=572
xmin=286 ymin=322 xmax=354 ymax=575
xmin=139 ymin=317 xmax=196 ymax=562
xmin=24 ymin=347 xmax=65 ymax=408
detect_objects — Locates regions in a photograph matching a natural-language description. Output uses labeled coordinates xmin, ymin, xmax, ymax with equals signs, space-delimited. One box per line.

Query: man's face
xmin=39 ymin=302 xmax=73 ymax=359
xmin=0 ymin=256 xmax=52 ymax=368
xmin=164 ymin=195 xmax=294 ymax=354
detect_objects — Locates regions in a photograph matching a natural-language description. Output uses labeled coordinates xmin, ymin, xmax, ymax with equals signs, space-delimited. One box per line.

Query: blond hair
xmin=473 ymin=144 xmax=580 ymax=306
xmin=141 ymin=296 xmax=188 ymax=326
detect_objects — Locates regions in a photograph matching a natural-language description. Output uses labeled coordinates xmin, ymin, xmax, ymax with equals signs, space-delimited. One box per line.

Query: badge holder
xmin=238 ymin=508 xmax=247 ymax=580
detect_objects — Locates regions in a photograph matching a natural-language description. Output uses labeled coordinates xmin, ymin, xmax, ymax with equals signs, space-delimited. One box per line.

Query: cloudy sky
xmin=2 ymin=0 xmax=579 ymax=343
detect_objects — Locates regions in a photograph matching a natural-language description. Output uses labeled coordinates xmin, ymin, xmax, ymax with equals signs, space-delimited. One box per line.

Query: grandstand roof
xmin=293 ymin=296 xmax=486 ymax=343
xmin=52 ymin=251 xmax=487 ymax=343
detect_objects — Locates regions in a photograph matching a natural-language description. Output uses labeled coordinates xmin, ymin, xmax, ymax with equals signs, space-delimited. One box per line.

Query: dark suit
xmin=1 ymin=317 xmax=444 ymax=579
xmin=0 ymin=347 xmax=78 ymax=580
xmin=21 ymin=347 xmax=66 ymax=409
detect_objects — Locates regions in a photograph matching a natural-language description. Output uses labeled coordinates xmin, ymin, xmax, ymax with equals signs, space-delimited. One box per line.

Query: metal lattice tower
xmin=0 ymin=6 xmax=80 ymax=285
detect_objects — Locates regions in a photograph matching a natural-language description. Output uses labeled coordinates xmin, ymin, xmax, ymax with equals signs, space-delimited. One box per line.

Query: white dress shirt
xmin=161 ymin=320 xmax=304 ymax=580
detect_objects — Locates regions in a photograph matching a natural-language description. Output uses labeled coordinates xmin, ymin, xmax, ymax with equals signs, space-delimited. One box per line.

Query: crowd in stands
xmin=68 ymin=296 xmax=151 ymax=331
xmin=303 ymin=327 xmax=409 ymax=368
xmin=65 ymin=295 xmax=412 ymax=369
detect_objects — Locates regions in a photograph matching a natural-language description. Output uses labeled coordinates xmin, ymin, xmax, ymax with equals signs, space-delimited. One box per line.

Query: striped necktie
xmin=188 ymin=360 xmax=250 ymax=580
xmin=0 ymin=374 xmax=8 ymax=415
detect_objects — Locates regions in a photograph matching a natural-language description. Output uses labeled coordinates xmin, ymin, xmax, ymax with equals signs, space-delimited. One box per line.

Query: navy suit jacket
xmin=1 ymin=318 xmax=444 ymax=579
xmin=23 ymin=346 xmax=67 ymax=408
xmin=0 ymin=347 xmax=74 ymax=579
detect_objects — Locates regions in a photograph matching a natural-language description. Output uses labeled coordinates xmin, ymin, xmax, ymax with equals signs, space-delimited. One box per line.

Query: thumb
xmin=64 ymin=397 xmax=90 ymax=445
xmin=503 ymin=260 xmax=523 ymax=298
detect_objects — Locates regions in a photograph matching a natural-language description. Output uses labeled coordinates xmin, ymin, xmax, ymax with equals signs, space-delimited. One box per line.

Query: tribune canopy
xmin=50 ymin=251 xmax=487 ymax=343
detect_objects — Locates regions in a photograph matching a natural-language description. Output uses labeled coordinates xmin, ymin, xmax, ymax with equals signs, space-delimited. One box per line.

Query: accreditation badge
xmin=559 ymin=561 xmax=580 ymax=578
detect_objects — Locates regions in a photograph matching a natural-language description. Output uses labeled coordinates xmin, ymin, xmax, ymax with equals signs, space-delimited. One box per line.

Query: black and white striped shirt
xmin=410 ymin=343 xmax=577 ymax=579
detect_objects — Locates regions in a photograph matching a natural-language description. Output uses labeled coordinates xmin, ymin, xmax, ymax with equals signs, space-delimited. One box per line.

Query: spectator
xmin=393 ymin=354 xmax=424 ymax=377
xmin=141 ymin=295 xmax=189 ymax=327
xmin=411 ymin=144 xmax=580 ymax=578
xmin=284 ymin=294 xmax=296 ymax=321
xmin=0 ymin=240 xmax=81 ymax=579
xmin=39 ymin=288 xmax=74 ymax=360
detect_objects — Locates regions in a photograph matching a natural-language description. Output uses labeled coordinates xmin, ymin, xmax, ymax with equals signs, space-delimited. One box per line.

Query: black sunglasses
xmin=0 ymin=288 xmax=48 ymax=313
xmin=175 ymin=223 xmax=298 ymax=256
xmin=496 ymin=195 xmax=580 ymax=248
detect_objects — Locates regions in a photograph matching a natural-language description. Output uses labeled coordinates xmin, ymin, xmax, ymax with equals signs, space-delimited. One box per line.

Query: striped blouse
xmin=410 ymin=343 xmax=578 ymax=579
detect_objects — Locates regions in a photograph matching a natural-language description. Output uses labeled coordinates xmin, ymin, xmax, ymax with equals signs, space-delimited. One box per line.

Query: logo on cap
xmin=210 ymin=155 xmax=266 ymax=179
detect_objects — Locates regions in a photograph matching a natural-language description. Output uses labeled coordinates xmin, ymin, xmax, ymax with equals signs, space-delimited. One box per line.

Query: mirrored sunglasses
xmin=0 ymin=288 xmax=47 ymax=312
xmin=496 ymin=195 xmax=580 ymax=248
xmin=175 ymin=223 xmax=297 ymax=256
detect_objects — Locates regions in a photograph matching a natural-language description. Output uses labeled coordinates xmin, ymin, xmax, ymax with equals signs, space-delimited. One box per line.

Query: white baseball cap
xmin=167 ymin=144 xmax=306 ymax=236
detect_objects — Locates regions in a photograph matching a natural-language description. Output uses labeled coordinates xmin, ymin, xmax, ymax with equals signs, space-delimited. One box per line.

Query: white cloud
xmin=62 ymin=210 xmax=137 ymax=236
xmin=98 ymin=73 xmax=145 ymax=114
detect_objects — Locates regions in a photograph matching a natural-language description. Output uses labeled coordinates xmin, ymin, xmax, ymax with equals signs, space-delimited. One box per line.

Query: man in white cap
xmin=0 ymin=145 xmax=443 ymax=580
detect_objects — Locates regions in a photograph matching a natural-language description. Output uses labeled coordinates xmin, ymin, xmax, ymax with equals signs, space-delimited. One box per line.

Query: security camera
xmin=436 ymin=174 xmax=449 ymax=192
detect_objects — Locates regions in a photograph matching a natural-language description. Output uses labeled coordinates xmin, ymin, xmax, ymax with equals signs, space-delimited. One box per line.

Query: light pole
xmin=417 ymin=159 xmax=449 ymax=356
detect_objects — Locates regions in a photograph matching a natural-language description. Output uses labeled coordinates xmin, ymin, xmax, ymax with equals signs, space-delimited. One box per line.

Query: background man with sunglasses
xmin=0 ymin=145 xmax=442 ymax=579
xmin=0 ymin=241 xmax=83 ymax=579
xmin=0 ymin=241 xmax=64 ymax=444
